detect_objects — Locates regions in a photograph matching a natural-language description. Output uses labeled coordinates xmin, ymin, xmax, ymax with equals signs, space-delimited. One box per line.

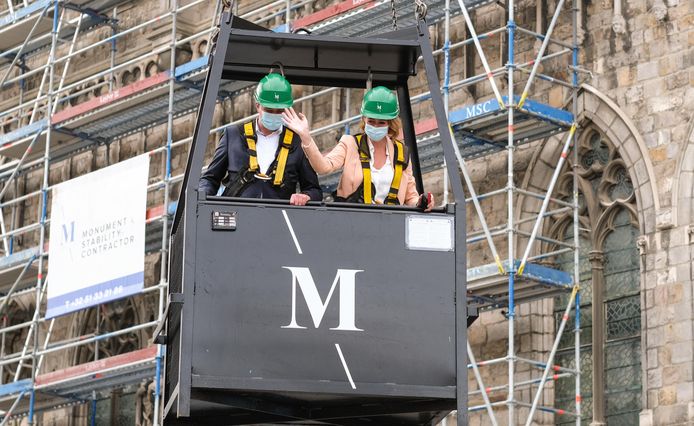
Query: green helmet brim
xmin=257 ymin=99 xmax=293 ymax=109
xmin=361 ymin=109 xmax=399 ymax=120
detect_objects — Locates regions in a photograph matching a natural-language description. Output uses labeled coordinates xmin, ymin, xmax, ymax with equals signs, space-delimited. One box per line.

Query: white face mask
xmin=365 ymin=123 xmax=388 ymax=141
xmin=260 ymin=111 xmax=283 ymax=131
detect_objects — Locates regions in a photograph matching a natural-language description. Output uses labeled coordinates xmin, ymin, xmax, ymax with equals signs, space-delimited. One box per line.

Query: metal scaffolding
xmin=0 ymin=0 xmax=302 ymax=422
xmin=441 ymin=0 xmax=584 ymax=422
xmin=0 ymin=0 xmax=583 ymax=423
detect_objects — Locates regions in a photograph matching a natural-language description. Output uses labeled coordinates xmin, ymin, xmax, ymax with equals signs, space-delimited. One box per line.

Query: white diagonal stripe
xmin=335 ymin=343 xmax=356 ymax=389
xmin=281 ymin=209 xmax=303 ymax=255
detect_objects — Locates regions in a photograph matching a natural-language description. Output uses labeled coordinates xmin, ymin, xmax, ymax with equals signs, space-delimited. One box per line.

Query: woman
xmin=282 ymin=86 xmax=433 ymax=209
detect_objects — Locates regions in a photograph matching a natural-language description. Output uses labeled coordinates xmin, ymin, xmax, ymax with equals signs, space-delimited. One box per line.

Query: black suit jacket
xmin=199 ymin=123 xmax=322 ymax=201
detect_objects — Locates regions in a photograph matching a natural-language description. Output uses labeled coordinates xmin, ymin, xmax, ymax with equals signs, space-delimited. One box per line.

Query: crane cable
xmin=392 ymin=0 xmax=428 ymax=29
xmin=391 ymin=0 xmax=398 ymax=30
xmin=414 ymin=0 xmax=428 ymax=20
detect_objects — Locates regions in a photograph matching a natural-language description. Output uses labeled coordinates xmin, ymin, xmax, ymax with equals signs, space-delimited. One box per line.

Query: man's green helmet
xmin=360 ymin=86 xmax=399 ymax=120
xmin=255 ymin=73 xmax=293 ymax=108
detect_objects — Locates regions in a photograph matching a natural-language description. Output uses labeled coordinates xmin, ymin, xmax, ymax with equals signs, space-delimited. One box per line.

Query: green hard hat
xmin=360 ymin=86 xmax=399 ymax=120
xmin=255 ymin=73 xmax=293 ymax=108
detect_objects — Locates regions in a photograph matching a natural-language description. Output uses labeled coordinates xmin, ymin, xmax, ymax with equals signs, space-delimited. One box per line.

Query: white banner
xmin=46 ymin=155 xmax=149 ymax=318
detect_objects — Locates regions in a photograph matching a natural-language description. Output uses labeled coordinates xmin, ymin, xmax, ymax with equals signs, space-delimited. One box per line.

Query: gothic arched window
xmin=549 ymin=128 xmax=642 ymax=425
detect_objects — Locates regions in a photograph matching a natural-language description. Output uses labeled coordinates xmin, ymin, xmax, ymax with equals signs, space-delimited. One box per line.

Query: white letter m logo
xmin=282 ymin=267 xmax=364 ymax=331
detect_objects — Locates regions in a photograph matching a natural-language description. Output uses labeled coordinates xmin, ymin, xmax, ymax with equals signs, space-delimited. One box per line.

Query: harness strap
xmin=385 ymin=139 xmax=406 ymax=205
xmin=356 ymin=134 xmax=373 ymax=204
xmin=356 ymin=134 xmax=406 ymax=205
xmin=243 ymin=121 xmax=294 ymax=187
xmin=243 ymin=122 xmax=259 ymax=173
xmin=273 ymin=129 xmax=294 ymax=186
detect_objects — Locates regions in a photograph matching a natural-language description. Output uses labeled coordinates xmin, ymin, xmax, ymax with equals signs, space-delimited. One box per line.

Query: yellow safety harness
xmin=355 ymin=133 xmax=407 ymax=205
xmin=243 ymin=121 xmax=294 ymax=186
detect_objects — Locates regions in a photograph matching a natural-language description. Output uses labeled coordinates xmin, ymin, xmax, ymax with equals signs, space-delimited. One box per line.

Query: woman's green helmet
xmin=360 ymin=86 xmax=399 ymax=120
xmin=255 ymin=73 xmax=293 ymax=108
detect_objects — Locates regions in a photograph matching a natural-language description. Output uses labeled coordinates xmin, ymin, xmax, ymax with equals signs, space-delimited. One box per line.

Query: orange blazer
xmin=302 ymin=134 xmax=420 ymax=206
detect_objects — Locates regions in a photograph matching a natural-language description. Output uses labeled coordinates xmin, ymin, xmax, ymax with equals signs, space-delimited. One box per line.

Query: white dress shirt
xmin=255 ymin=121 xmax=281 ymax=175
xmin=368 ymin=139 xmax=394 ymax=203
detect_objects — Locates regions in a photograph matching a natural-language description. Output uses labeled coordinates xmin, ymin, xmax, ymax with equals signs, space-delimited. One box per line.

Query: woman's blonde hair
xmin=359 ymin=116 xmax=402 ymax=141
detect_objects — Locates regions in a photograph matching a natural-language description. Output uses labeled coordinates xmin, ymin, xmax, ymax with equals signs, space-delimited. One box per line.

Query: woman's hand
xmin=282 ymin=107 xmax=311 ymax=141
xmin=417 ymin=192 xmax=435 ymax=212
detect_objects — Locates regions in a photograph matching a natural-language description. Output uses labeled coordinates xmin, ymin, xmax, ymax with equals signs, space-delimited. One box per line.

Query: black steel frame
xmin=166 ymin=12 xmax=467 ymax=425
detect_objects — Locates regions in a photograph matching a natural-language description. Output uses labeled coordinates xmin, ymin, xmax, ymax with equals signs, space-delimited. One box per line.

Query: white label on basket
xmin=406 ymin=215 xmax=454 ymax=251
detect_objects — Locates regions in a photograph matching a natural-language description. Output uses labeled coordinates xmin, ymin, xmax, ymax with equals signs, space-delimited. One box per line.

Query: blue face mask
xmin=365 ymin=123 xmax=388 ymax=141
xmin=260 ymin=111 xmax=283 ymax=131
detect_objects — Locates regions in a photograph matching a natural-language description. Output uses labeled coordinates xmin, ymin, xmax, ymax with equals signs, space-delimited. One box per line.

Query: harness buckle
xmin=254 ymin=173 xmax=272 ymax=181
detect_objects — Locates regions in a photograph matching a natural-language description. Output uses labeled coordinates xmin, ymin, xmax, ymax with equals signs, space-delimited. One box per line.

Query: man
xmin=199 ymin=73 xmax=322 ymax=205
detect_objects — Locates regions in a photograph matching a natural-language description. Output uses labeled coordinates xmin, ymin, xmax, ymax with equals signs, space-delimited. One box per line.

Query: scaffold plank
xmin=53 ymin=58 xmax=209 ymax=138
xmin=0 ymin=0 xmax=125 ymax=54
xmin=173 ymin=56 xmax=209 ymax=78
xmin=52 ymin=72 xmax=170 ymax=125
xmin=304 ymin=0 xmax=495 ymax=37
xmin=0 ymin=119 xmax=74 ymax=159
xmin=291 ymin=0 xmax=379 ymax=30
xmin=0 ymin=120 xmax=47 ymax=148
xmin=0 ymin=379 xmax=31 ymax=397
xmin=0 ymin=0 xmax=53 ymax=54
xmin=35 ymin=346 xmax=156 ymax=389
xmin=0 ymin=57 xmax=210 ymax=161
xmin=0 ymin=0 xmax=51 ymax=28
xmin=467 ymin=260 xmax=572 ymax=310
xmin=0 ymin=0 xmax=147 ymax=67
xmin=453 ymin=97 xmax=572 ymax=129
xmin=0 ymin=246 xmax=40 ymax=292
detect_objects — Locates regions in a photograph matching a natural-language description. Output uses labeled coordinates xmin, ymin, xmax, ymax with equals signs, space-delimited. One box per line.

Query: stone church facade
xmin=0 ymin=0 xmax=690 ymax=424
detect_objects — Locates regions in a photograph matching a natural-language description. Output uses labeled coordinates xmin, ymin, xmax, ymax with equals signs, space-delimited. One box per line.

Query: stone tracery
xmin=549 ymin=126 xmax=641 ymax=425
